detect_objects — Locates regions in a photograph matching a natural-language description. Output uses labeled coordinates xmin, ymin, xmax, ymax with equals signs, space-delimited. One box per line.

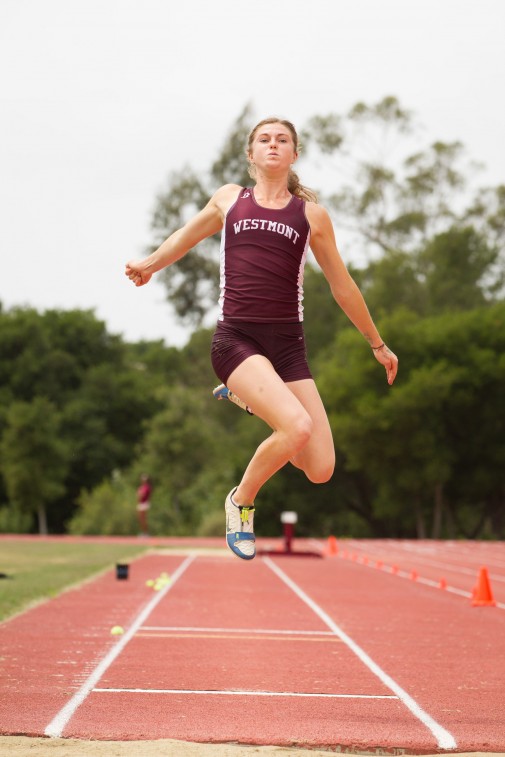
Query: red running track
xmin=1 ymin=538 xmax=505 ymax=752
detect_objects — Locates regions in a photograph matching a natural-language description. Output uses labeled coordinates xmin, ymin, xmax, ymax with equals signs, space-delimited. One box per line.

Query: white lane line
xmin=348 ymin=542 xmax=505 ymax=584
xmin=376 ymin=540 xmax=505 ymax=571
xmin=140 ymin=625 xmax=334 ymax=636
xmin=44 ymin=554 xmax=195 ymax=738
xmin=93 ymin=687 xmax=397 ymax=699
xmin=391 ymin=569 xmax=471 ymax=596
xmin=344 ymin=539 xmax=505 ymax=576
xmin=263 ymin=556 xmax=457 ymax=751
xmin=387 ymin=569 xmax=505 ymax=608
xmin=310 ymin=540 xmax=505 ymax=610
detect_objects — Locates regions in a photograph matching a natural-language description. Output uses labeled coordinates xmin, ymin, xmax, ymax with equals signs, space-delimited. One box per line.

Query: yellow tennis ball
xmin=110 ymin=625 xmax=124 ymax=636
xmin=146 ymin=579 xmax=155 ymax=587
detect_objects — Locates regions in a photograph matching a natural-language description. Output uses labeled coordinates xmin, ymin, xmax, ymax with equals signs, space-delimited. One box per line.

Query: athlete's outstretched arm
xmin=125 ymin=184 xmax=239 ymax=287
xmin=306 ymin=203 xmax=398 ymax=385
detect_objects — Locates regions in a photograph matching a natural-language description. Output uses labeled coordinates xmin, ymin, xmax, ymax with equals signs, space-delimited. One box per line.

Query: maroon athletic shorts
xmin=211 ymin=320 xmax=312 ymax=385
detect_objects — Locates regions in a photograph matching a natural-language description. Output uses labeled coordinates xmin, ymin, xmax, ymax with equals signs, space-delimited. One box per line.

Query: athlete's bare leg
xmin=226 ymin=355 xmax=334 ymax=505
xmin=285 ymin=378 xmax=335 ymax=482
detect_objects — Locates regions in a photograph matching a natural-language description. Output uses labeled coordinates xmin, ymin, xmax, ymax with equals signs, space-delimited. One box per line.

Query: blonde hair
xmin=246 ymin=117 xmax=318 ymax=203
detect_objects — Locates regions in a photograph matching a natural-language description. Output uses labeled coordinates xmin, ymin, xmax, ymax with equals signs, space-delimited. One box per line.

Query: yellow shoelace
xmin=240 ymin=506 xmax=254 ymax=524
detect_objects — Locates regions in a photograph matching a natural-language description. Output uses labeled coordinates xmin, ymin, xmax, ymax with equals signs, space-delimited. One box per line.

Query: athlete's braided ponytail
xmin=287 ymin=167 xmax=317 ymax=204
xmin=247 ymin=117 xmax=318 ymax=204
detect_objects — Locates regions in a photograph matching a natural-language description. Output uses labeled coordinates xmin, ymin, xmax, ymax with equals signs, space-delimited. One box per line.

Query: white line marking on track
xmin=382 ymin=568 xmax=505 ymax=610
xmin=263 ymin=556 xmax=457 ymax=751
xmin=375 ymin=540 xmax=505 ymax=571
xmin=44 ymin=554 xmax=195 ymax=739
xmin=346 ymin=542 xmax=505 ymax=583
xmin=93 ymin=687 xmax=397 ymax=699
xmin=309 ymin=540 xmax=505 ymax=609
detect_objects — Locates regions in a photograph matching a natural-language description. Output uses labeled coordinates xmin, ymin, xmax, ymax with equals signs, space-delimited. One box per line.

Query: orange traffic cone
xmin=326 ymin=535 xmax=338 ymax=556
xmin=471 ymin=566 xmax=496 ymax=607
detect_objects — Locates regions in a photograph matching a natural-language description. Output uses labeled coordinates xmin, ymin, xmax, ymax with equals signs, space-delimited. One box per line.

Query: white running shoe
xmin=213 ymin=384 xmax=254 ymax=415
xmin=225 ymin=487 xmax=256 ymax=560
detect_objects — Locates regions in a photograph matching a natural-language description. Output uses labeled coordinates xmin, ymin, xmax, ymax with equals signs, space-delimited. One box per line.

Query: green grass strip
xmin=0 ymin=540 xmax=148 ymax=622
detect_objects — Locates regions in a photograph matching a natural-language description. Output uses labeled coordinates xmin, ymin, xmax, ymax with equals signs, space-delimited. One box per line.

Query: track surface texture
xmin=1 ymin=536 xmax=504 ymax=754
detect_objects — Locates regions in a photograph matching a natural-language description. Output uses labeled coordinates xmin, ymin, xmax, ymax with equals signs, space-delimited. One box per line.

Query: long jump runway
xmin=1 ymin=540 xmax=505 ymax=752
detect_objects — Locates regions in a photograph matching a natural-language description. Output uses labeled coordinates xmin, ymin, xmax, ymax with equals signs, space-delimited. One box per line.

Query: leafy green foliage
xmin=303 ymin=96 xmax=501 ymax=279
xmin=209 ymin=103 xmax=254 ymax=187
xmin=419 ymin=227 xmax=497 ymax=311
xmin=69 ymin=474 xmax=138 ymax=536
xmin=0 ymin=307 xmax=168 ymax=533
xmin=148 ymin=105 xmax=255 ymax=326
xmin=150 ymin=167 xmax=217 ymax=325
xmin=1 ymin=99 xmax=504 ymax=540
xmin=0 ymin=398 xmax=68 ymax=534
xmin=316 ymin=304 xmax=505 ymax=538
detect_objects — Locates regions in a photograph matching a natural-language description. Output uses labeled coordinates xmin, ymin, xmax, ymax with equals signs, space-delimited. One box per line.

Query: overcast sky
xmin=1 ymin=0 xmax=504 ymax=347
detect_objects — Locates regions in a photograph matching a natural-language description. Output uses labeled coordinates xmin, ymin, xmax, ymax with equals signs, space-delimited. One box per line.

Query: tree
xmin=69 ymin=473 xmax=138 ymax=536
xmin=0 ymin=398 xmax=68 ymax=534
xmin=148 ymin=105 xmax=254 ymax=326
xmin=148 ymin=97 xmax=503 ymax=329
xmin=131 ymin=385 xmax=227 ymax=534
xmin=150 ymin=166 xmax=216 ymax=326
xmin=0 ymin=306 xmax=171 ymax=531
xmin=316 ymin=304 xmax=505 ymax=539
xmin=3 ymin=102 xmax=503 ymax=539
xmin=358 ymin=226 xmax=500 ymax=319
xmin=303 ymin=97 xmax=480 ymax=255
xmin=419 ymin=226 xmax=497 ymax=312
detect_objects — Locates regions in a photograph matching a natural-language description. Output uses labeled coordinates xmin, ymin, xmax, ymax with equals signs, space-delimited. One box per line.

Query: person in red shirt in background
xmin=136 ymin=474 xmax=152 ymax=537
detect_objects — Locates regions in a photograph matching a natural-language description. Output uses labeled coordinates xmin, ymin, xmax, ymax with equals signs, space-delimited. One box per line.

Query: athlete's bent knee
xmin=306 ymin=465 xmax=334 ymax=484
xmin=304 ymin=454 xmax=335 ymax=484
xmin=287 ymin=412 xmax=313 ymax=454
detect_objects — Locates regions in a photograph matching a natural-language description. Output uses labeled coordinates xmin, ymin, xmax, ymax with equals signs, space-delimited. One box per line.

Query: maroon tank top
xmin=218 ymin=187 xmax=311 ymax=322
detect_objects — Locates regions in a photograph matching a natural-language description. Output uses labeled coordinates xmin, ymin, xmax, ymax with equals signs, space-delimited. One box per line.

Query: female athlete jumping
xmin=126 ymin=117 xmax=398 ymax=560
